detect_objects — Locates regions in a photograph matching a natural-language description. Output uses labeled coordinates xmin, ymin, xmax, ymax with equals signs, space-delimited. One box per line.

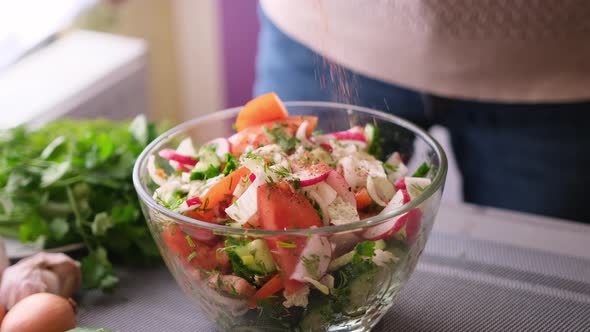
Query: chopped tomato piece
xmin=257 ymin=183 xmax=322 ymax=294
xmin=355 ymin=188 xmax=373 ymax=210
xmin=235 ymin=92 xmax=289 ymax=132
xmin=248 ymin=274 xmax=284 ymax=307
xmin=229 ymin=116 xmax=318 ymax=155
xmin=185 ymin=166 xmax=250 ymax=221
xmin=161 ymin=224 xmax=230 ymax=272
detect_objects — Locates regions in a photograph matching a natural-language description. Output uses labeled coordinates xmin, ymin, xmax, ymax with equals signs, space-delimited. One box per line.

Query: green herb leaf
xmin=40 ymin=161 xmax=70 ymax=187
xmin=263 ymin=124 xmax=299 ymax=153
xmin=222 ymin=153 xmax=239 ymax=176
xmin=191 ymin=164 xmax=221 ymax=180
xmin=81 ymin=247 xmax=118 ymax=291
xmin=383 ymin=163 xmax=398 ymax=172
xmin=91 ymin=212 xmax=113 ymax=236
xmin=412 ymin=162 xmax=431 ymax=178
xmin=354 ymin=241 xmax=376 ymax=258
xmin=0 ymin=116 xmax=163 ymax=292
xmin=49 ymin=217 xmax=69 ymax=240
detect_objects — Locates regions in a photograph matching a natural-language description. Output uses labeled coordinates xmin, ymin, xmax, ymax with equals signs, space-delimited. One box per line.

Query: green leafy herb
xmin=222 ymin=153 xmax=239 ymax=175
xmin=354 ymin=241 xmax=376 ymax=259
xmin=412 ymin=162 xmax=431 ymax=178
xmin=263 ymin=124 xmax=299 ymax=153
xmin=186 ymin=251 xmax=197 ymax=262
xmin=0 ymin=116 xmax=162 ymax=291
xmin=301 ymin=254 xmax=321 ymax=276
xmin=365 ymin=123 xmax=382 ymax=158
xmin=276 ymin=241 xmax=297 ymax=248
xmin=190 ymin=164 xmax=221 ymax=180
xmin=383 ymin=163 xmax=398 ymax=172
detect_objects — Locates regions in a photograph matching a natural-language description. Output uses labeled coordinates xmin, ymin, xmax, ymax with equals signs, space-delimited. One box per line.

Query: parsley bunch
xmin=0 ymin=116 xmax=162 ymax=291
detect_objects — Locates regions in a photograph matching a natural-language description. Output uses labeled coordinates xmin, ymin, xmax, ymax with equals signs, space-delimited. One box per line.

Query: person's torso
xmin=261 ymin=0 xmax=590 ymax=102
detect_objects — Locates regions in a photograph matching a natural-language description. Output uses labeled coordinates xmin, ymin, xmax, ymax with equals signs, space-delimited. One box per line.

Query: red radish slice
xmin=404 ymin=209 xmax=423 ymax=244
xmin=395 ymin=178 xmax=406 ymax=190
xmin=291 ymin=234 xmax=332 ymax=282
xmin=207 ymin=138 xmax=231 ymax=159
xmin=362 ymin=189 xmax=405 ymax=240
xmin=330 ymin=131 xmax=367 ymax=142
xmin=159 ymin=148 xmax=198 ymax=166
xmin=319 ymin=143 xmax=333 ymax=153
xmin=186 ymin=196 xmax=202 ymax=207
xmin=176 ymin=164 xmax=191 ymax=172
xmin=294 ymin=163 xmax=331 ymax=187
xmin=180 ymin=226 xmax=217 ymax=244
xmin=401 ymin=189 xmax=411 ymax=204
xmin=325 ymin=170 xmax=355 ymax=206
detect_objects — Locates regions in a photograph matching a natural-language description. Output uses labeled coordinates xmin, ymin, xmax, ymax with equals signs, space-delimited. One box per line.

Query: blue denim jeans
xmin=253 ymin=10 xmax=590 ymax=223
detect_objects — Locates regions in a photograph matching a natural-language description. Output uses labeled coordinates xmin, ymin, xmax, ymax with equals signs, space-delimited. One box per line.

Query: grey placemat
xmin=77 ymin=232 xmax=590 ymax=332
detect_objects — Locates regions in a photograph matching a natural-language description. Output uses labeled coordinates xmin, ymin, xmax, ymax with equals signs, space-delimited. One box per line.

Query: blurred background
xmin=0 ymin=0 xmax=461 ymax=202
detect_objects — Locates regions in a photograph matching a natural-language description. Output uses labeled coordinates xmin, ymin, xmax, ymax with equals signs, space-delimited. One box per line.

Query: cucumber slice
xmin=364 ymin=123 xmax=382 ymax=157
xmin=191 ymin=148 xmax=221 ymax=180
xmin=245 ymin=239 xmax=276 ymax=274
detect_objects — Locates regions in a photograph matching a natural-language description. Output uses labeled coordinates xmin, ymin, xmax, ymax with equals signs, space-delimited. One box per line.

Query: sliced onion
xmin=295 ymin=121 xmax=312 ymax=146
xmin=404 ymin=177 xmax=432 ymax=200
xmin=159 ymin=148 xmax=198 ymax=166
xmin=385 ymin=152 xmax=408 ymax=181
xmin=325 ymin=170 xmax=355 ymax=206
xmin=361 ymin=190 xmax=406 ymax=240
xmin=207 ymin=137 xmax=231 ymax=159
xmin=294 ymin=164 xmax=330 ymax=187
xmin=291 ymin=234 xmax=332 ymax=282
xmin=316 ymin=182 xmax=337 ymax=205
xmin=366 ymin=176 xmax=395 ymax=207
xmin=225 ymin=176 xmax=264 ymax=225
xmin=307 ymin=190 xmax=330 ymax=225
xmin=147 ymin=155 xmax=167 ymax=186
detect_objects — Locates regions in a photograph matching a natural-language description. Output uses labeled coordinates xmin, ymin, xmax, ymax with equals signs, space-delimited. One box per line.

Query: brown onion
xmin=0 ymin=293 xmax=76 ymax=332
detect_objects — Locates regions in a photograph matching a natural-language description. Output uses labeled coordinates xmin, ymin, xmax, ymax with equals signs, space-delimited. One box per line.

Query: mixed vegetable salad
xmin=149 ymin=93 xmax=432 ymax=329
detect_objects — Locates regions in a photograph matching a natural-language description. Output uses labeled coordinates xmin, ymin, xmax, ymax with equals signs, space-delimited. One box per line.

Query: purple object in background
xmin=219 ymin=0 xmax=259 ymax=108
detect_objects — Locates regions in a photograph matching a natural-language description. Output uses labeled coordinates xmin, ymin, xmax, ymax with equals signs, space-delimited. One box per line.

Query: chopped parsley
xmin=301 ymin=254 xmax=321 ymax=277
xmin=190 ymin=164 xmax=221 ymax=180
xmin=354 ymin=241 xmax=376 ymax=260
xmin=412 ymin=184 xmax=427 ymax=192
xmin=412 ymin=162 xmax=431 ymax=178
xmin=276 ymin=241 xmax=297 ymax=248
xmin=222 ymin=153 xmax=239 ymax=175
xmin=186 ymin=251 xmax=197 ymax=262
xmin=262 ymin=124 xmax=300 ymax=153
xmin=383 ymin=163 xmax=399 ymax=172
xmin=185 ymin=234 xmax=195 ymax=248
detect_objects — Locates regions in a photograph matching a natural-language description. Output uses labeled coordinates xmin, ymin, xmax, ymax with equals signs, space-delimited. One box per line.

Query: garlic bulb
xmin=0 ymin=252 xmax=81 ymax=309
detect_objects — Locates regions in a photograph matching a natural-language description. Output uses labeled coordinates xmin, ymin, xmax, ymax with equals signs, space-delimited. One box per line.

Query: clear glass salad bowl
xmin=133 ymin=101 xmax=447 ymax=332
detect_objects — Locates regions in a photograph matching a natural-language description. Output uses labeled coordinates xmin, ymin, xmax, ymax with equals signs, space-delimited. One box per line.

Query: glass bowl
xmin=133 ymin=101 xmax=447 ymax=331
